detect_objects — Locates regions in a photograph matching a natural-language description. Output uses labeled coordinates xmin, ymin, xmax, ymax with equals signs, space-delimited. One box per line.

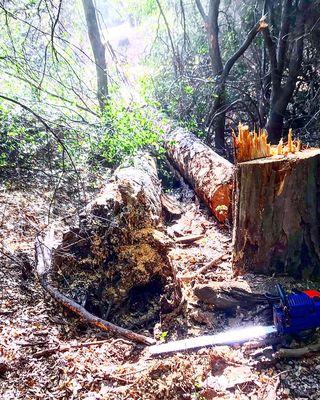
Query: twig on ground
xmin=197 ymin=255 xmax=224 ymax=275
xmin=175 ymin=234 xmax=204 ymax=244
xmin=33 ymin=338 xmax=133 ymax=358
xmin=275 ymin=341 xmax=320 ymax=359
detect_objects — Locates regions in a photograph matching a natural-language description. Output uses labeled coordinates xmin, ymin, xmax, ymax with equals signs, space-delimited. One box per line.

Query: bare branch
xmin=156 ymin=0 xmax=180 ymax=76
xmin=222 ymin=16 xmax=268 ymax=80
xmin=0 ymin=94 xmax=78 ymax=174
xmin=195 ymin=0 xmax=207 ymax=22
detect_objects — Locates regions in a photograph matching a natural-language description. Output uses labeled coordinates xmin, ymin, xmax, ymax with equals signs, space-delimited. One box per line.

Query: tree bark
xmin=82 ymin=0 xmax=108 ymax=111
xmin=52 ymin=154 xmax=181 ymax=325
xmin=164 ymin=127 xmax=233 ymax=223
xmin=265 ymin=110 xmax=284 ymax=143
xmin=232 ymin=149 xmax=320 ymax=278
xmin=193 ymin=281 xmax=267 ymax=311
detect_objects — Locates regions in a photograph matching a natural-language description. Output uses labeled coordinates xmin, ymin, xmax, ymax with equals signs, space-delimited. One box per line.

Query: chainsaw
xmin=149 ymin=284 xmax=320 ymax=355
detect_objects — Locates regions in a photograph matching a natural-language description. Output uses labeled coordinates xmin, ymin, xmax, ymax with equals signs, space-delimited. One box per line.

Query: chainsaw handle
xmin=276 ymin=284 xmax=288 ymax=307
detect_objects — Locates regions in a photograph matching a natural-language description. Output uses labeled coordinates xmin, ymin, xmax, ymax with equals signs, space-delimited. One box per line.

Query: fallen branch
xmin=197 ymin=255 xmax=224 ymax=275
xmin=174 ymin=234 xmax=204 ymax=244
xmin=35 ymin=229 xmax=155 ymax=346
xmin=33 ymin=338 xmax=132 ymax=358
xmin=275 ymin=342 xmax=320 ymax=359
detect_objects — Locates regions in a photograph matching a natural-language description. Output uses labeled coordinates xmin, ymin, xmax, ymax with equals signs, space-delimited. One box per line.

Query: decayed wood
xmin=233 ymin=149 xmax=320 ymax=278
xmin=35 ymin=230 xmax=155 ymax=345
xmin=193 ymin=281 xmax=266 ymax=310
xmin=53 ymin=154 xmax=179 ymax=308
xmin=49 ymin=153 xmax=181 ymax=331
xmin=164 ymin=127 xmax=234 ymax=223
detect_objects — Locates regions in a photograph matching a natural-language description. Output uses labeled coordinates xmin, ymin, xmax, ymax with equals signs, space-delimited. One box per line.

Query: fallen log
xmin=35 ymin=229 xmax=155 ymax=345
xmin=193 ymin=281 xmax=266 ymax=310
xmin=232 ymin=148 xmax=320 ymax=278
xmin=51 ymin=153 xmax=181 ymax=327
xmin=164 ymin=127 xmax=234 ymax=223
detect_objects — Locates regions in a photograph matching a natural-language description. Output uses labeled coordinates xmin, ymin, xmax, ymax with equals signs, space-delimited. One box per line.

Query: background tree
xmin=82 ymin=0 xmax=109 ymax=111
xmin=195 ymin=0 xmax=267 ymax=150
xmin=261 ymin=0 xmax=317 ymax=142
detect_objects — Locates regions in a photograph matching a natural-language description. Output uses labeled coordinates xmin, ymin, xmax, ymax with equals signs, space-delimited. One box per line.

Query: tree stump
xmin=232 ymin=149 xmax=320 ymax=278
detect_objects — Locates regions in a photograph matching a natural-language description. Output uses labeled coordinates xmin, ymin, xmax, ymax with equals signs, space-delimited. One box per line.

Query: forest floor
xmin=1 ymin=172 xmax=320 ymax=400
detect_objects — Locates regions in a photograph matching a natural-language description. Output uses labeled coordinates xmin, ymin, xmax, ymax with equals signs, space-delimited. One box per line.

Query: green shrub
xmin=96 ymin=99 xmax=165 ymax=165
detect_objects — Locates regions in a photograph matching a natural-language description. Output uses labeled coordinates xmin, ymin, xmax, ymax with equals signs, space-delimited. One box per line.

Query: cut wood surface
xmin=233 ymin=149 xmax=320 ymax=277
xmin=164 ymin=127 xmax=234 ymax=223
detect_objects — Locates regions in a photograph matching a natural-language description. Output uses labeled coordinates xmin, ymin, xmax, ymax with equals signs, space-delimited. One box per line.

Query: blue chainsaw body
xmin=273 ymin=284 xmax=320 ymax=335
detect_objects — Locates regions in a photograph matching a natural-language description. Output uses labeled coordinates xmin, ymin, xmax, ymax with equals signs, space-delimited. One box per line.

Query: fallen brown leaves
xmin=2 ymin=178 xmax=320 ymax=399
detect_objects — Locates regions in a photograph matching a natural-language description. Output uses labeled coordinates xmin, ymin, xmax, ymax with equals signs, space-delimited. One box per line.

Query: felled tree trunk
xmin=52 ymin=154 xmax=180 ymax=325
xmin=232 ymin=149 xmax=320 ymax=278
xmin=164 ymin=127 xmax=234 ymax=223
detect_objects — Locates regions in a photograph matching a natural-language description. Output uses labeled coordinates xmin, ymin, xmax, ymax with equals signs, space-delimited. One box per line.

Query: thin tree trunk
xmin=266 ymin=109 xmax=285 ymax=143
xmin=263 ymin=0 xmax=310 ymax=143
xmin=196 ymin=0 xmax=267 ymax=150
xmin=82 ymin=0 xmax=108 ymax=111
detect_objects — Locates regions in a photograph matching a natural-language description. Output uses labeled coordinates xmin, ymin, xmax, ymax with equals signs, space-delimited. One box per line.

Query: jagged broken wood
xmin=35 ymin=229 xmax=155 ymax=345
xmin=233 ymin=149 xmax=320 ymax=278
xmin=164 ymin=127 xmax=234 ymax=223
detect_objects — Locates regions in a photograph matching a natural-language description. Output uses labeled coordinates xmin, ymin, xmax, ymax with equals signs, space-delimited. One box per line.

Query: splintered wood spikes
xmin=233 ymin=123 xmax=301 ymax=162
